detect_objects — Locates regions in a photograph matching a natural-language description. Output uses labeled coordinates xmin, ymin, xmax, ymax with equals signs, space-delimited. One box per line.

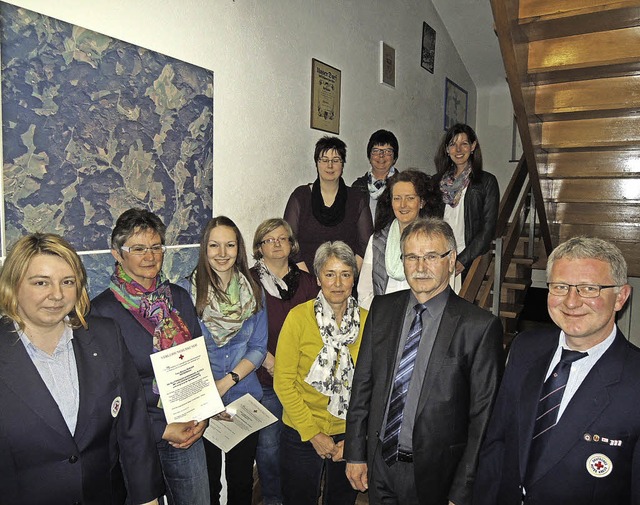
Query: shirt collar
xmin=557 ymin=325 xmax=617 ymax=355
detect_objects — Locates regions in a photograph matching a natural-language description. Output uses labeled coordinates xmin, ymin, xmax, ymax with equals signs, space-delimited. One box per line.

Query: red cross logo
xmin=179 ymin=354 xmax=184 ymax=360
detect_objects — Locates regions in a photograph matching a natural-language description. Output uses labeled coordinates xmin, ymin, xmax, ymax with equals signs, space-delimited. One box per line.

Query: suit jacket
xmin=0 ymin=316 xmax=164 ymax=505
xmin=473 ymin=328 xmax=640 ymax=505
xmin=345 ymin=288 xmax=504 ymax=505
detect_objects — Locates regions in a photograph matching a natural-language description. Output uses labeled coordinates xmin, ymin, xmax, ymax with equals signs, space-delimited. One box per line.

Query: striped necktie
xmin=381 ymin=302 xmax=427 ymax=465
xmin=526 ymin=348 xmax=587 ymax=483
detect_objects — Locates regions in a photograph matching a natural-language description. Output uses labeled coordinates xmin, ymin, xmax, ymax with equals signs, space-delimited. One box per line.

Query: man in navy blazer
xmin=473 ymin=237 xmax=639 ymax=505
xmin=345 ymin=218 xmax=504 ymax=505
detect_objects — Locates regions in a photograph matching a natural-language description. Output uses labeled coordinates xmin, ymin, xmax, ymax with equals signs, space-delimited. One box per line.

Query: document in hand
xmin=205 ymin=393 xmax=278 ymax=452
xmin=150 ymin=338 xmax=225 ymax=423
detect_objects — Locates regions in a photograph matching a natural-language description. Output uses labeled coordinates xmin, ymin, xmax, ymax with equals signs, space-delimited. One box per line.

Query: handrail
xmin=490 ymin=0 xmax=553 ymax=256
xmin=460 ymin=154 xmax=535 ymax=308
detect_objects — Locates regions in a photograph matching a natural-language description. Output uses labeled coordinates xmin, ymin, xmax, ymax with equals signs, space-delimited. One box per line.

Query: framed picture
xmin=379 ymin=41 xmax=396 ymax=88
xmin=310 ymin=58 xmax=341 ymax=134
xmin=421 ymin=22 xmax=436 ymax=73
xmin=444 ymin=78 xmax=468 ymax=130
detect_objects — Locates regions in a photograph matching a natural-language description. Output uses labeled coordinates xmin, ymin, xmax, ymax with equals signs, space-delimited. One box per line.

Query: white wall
xmin=476 ymin=83 xmax=516 ymax=197
xmin=3 ymin=0 xmax=475 ymax=244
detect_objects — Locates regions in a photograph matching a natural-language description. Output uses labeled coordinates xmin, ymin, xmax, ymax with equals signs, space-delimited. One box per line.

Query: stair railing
xmin=460 ymin=154 xmax=548 ymax=312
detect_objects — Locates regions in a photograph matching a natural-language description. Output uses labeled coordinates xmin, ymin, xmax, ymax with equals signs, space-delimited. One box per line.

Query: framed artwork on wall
xmin=444 ymin=77 xmax=468 ymax=130
xmin=310 ymin=58 xmax=341 ymax=134
xmin=421 ymin=22 xmax=436 ymax=73
xmin=380 ymin=41 xmax=396 ymax=88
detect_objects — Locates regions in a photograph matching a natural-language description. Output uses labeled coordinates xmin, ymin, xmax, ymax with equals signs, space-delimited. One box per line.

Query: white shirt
xmin=546 ymin=327 xmax=616 ymax=421
xmin=443 ymin=186 xmax=466 ymax=293
xmin=358 ymin=235 xmax=409 ymax=310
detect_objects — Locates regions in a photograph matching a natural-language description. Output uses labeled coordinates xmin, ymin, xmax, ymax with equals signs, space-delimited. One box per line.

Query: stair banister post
xmin=493 ymin=237 xmax=503 ymax=317
xmin=528 ymin=186 xmax=536 ymax=259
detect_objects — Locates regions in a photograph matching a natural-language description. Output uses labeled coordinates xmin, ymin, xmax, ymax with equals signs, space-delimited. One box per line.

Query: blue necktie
xmin=381 ymin=302 xmax=427 ymax=465
xmin=526 ymin=348 xmax=587 ymax=483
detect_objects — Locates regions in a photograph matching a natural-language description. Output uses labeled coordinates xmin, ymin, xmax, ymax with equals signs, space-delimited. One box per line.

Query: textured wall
xmin=1 ymin=0 xmax=475 ymax=296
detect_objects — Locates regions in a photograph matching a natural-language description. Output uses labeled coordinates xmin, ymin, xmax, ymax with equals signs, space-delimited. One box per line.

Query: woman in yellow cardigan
xmin=274 ymin=241 xmax=367 ymax=505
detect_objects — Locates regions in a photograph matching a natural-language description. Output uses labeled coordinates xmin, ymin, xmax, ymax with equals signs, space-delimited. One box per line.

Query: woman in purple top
xmin=249 ymin=218 xmax=319 ymax=505
xmin=284 ymin=136 xmax=373 ymax=273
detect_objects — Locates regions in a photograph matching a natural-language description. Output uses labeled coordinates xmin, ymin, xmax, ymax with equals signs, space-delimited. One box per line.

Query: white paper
xmin=150 ymin=338 xmax=224 ymax=424
xmin=204 ymin=393 xmax=277 ymax=452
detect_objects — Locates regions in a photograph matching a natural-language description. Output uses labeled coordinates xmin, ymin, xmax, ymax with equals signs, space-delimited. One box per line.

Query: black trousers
xmin=204 ymin=432 xmax=259 ymax=505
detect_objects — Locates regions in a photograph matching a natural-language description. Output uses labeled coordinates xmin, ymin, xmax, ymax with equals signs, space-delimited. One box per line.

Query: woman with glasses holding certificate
xmin=284 ymin=136 xmax=373 ymax=274
xmin=92 ymin=208 xmax=209 ymax=505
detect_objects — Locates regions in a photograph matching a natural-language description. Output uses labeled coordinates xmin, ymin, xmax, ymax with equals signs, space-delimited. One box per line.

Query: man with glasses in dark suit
xmin=474 ymin=236 xmax=639 ymax=505
xmin=345 ymin=218 xmax=503 ymax=505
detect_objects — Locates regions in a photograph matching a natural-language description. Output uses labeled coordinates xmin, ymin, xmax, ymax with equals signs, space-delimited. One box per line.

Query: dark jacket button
xmin=68 ymin=455 xmax=78 ymax=464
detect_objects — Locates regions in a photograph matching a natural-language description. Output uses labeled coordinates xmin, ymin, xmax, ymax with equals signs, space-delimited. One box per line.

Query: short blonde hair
xmin=0 ymin=233 xmax=90 ymax=330
xmin=252 ymin=218 xmax=299 ymax=260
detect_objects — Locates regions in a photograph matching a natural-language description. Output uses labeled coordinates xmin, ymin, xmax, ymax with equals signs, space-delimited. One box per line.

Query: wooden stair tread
xmin=551 ymin=202 xmax=640 ymax=225
xmin=535 ymin=75 xmax=640 ymax=116
xmin=511 ymin=256 xmax=535 ymax=266
xmin=541 ymin=178 xmax=640 ymax=203
xmin=528 ymin=27 xmax=640 ymax=74
xmin=519 ymin=0 xmax=640 ymax=23
xmin=540 ymin=151 xmax=640 ymax=178
xmin=541 ymin=116 xmax=640 ymax=149
xmin=502 ymin=277 xmax=532 ymax=290
xmin=499 ymin=303 xmax=525 ymax=319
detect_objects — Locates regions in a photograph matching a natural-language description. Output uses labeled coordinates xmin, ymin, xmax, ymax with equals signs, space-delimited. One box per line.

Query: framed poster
xmin=444 ymin=78 xmax=468 ymax=130
xmin=421 ymin=22 xmax=436 ymax=73
xmin=380 ymin=41 xmax=396 ymax=88
xmin=310 ymin=58 xmax=341 ymax=134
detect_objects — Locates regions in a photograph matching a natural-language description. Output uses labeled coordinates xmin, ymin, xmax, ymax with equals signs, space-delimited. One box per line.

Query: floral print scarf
xmin=109 ymin=263 xmax=192 ymax=406
xmin=305 ymin=292 xmax=360 ymax=419
xmin=440 ymin=163 xmax=472 ymax=207
xmin=196 ymin=270 xmax=256 ymax=347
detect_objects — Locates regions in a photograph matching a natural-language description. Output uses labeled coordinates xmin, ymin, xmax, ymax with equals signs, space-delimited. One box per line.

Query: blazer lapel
xmin=72 ymin=326 xmax=105 ymax=445
xmin=0 ymin=322 xmax=72 ymax=439
xmin=416 ymin=292 xmax=459 ymax=414
xmin=382 ymin=292 xmax=411 ymax=400
xmin=517 ymin=349 xmax=554 ymax=480
xmin=526 ymin=332 xmax=625 ymax=486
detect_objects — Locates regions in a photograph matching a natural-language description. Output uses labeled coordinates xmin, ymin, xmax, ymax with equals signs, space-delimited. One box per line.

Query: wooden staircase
xmin=491 ymin=0 xmax=640 ymax=277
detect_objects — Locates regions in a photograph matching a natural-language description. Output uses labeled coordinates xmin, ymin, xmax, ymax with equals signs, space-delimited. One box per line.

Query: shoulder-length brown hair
xmin=433 ymin=123 xmax=483 ymax=180
xmin=0 ymin=233 xmax=90 ymax=330
xmin=192 ymin=216 xmax=262 ymax=317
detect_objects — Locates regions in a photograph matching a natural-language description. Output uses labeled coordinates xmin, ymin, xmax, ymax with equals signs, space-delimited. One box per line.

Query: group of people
xmin=284 ymin=125 xmax=500 ymax=293
xmin=0 ymin=122 xmax=637 ymax=505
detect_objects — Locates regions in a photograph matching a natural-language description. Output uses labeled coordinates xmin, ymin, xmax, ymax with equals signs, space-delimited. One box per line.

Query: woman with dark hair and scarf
xmin=357 ymin=170 xmax=442 ymax=309
xmin=434 ymin=123 xmax=499 ymax=292
xmin=284 ymin=136 xmax=373 ymax=273
xmin=249 ymin=218 xmax=319 ymax=505
xmin=92 ymin=208 xmax=209 ymax=505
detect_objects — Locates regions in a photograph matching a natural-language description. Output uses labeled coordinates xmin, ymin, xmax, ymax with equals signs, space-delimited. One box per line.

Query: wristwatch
xmin=229 ymin=371 xmax=240 ymax=384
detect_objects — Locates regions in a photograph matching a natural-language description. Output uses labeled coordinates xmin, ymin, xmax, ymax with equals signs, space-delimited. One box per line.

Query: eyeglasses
xmin=260 ymin=236 xmax=291 ymax=246
xmin=547 ymin=283 xmax=619 ymax=298
xmin=121 ymin=245 xmax=166 ymax=256
xmin=402 ymin=250 xmax=451 ymax=264
xmin=318 ymin=157 xmax=343 ymax=165
xmin=371 ymin=148 xmax=394 ymax=157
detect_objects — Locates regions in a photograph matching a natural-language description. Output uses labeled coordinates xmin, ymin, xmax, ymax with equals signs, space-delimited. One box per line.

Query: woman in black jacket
xmin=434 ymin=123 xmax=499 ymax=292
